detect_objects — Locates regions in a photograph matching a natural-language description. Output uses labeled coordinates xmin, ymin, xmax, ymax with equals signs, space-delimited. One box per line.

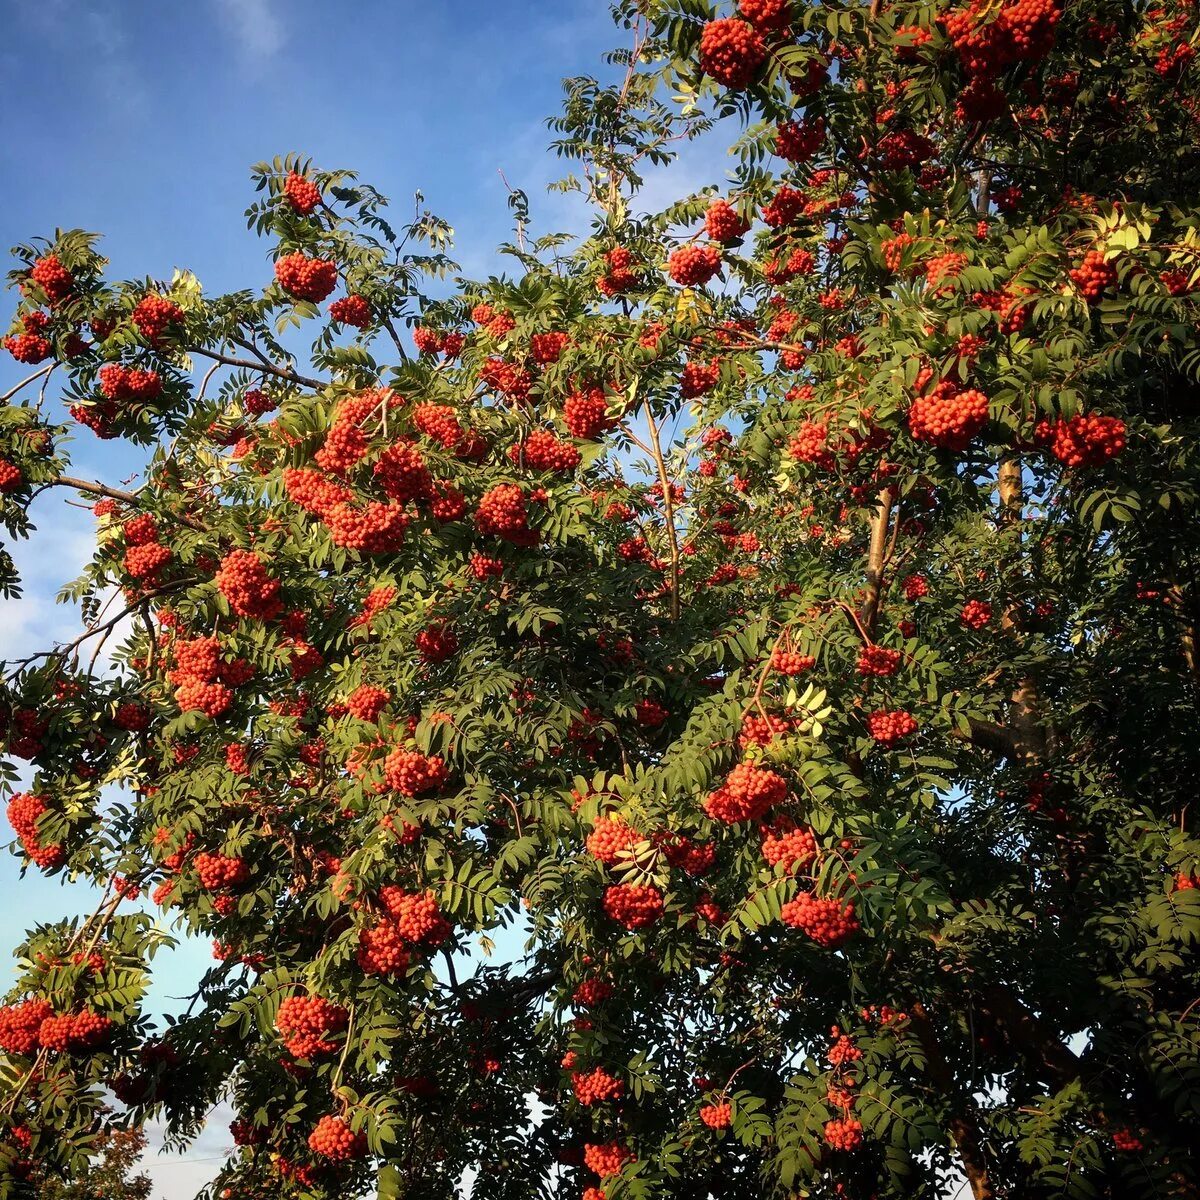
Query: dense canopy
xmin=2 ymin=1 xmax=1199 ymax=1198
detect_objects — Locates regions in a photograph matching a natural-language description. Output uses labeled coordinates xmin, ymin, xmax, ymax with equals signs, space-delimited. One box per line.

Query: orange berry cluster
xmin=704 ymin=199 xmax=749 ymax=243
xmin=775 ymin=117 xmax=823 ymax=162
xmin=275 ymin=994 xmax=348 ymax=1058
xmin=703 ymin=763 xmax=787 ymax=823
xmin=961 ymin=599 xmax=992 ymax=629
xmin=475 ymin=483 xmax=538 ymax=546
xmin=760 ymin=818 xmax=818 ymax=872
xmin=5 ymin=792 xmax=64 ymax=869
xmin=1036 ymin=413 xmax=1125 ymax=467
xmin=571 ymin=1066 xmax=625 ymax=1105
xmin=329 ymin=294 xmax=371 ymax=327
xmin=509 ymin=428 xmax=582 ymax=473
xmin=274 ymin=252 xmax=338 ymax=302
xmin=908 ymin=385 xmax=989 ymax=450
xmin=867 ymin=709 xmax=918 ymax=746
xmin=597 ymin=247 xmax=640 ymax=296
xmin=132 ymin=293 xmax=184 ymax=343
xmin=216 ymin=550 xmax=282 ymax=619
xmin=587 ymin=817 xmax=641 ymax=864
xmin=857 ymin=644 xmax=900 ymax=676
xmin=564 ymin=388 xmax=613 ymax=439
xmin=699 ymin=18 xmax=768 ymax=89
xmin=283 ymin=171 xmax=321 ymax=214
xmin=307 ymin=1115 xmax=367 ymax=1161
xmin=382 ymin=748 xmax=448 ymax=796
xmin=602 ymin=882 xmax=664 ymax=929
xmin=583 ymin=1140 xmax=635 ymax=1179
xmin=1069 ymin=249 xmax=1116 ymax=302
xmin=781 ymin=893 xmax=860 ymax=947
xmin=667 ymin=244 xmax=722 ymax=287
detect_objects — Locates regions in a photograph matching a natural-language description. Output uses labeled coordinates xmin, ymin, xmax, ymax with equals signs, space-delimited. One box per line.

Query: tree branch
xmin=860 ymin=486 xmax=895 ymax=637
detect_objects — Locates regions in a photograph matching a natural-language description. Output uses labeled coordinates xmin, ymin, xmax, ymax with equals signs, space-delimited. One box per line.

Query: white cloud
xmin=212 ymin=0 xmax=285 ymax=60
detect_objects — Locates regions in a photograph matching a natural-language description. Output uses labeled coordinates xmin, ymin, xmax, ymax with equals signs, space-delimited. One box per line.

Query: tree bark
xmin=860 ymin=485 xmax=895 ymax=637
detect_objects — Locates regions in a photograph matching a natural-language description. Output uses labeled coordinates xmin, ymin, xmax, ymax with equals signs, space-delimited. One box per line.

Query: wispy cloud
xmin=212 ymin=0 xmax=285 ymax=60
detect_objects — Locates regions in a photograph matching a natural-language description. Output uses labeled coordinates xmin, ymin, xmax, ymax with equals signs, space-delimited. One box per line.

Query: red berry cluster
xmin=657 ymin=832 xmax=716 ymax=876
xmin=1036 ymin=414 xmax=1125 ymax=467
xmin=5 ymin=792 xmax=63 ymax=869
xmin=587 ymin=817 xmax=641 ymax=864
xmin=572 ymin=1066 xmax=625 ymax=1105
xmin=961 ymin=599 xmax=992 ymax=629
xmin=667 ymin=244 xmax=722 ymax=287
xmin=307 ymin=1115 xmax=367 ymax=1162
xmin=33 ymin=1009 xmax=113 ymax=1053
xmin=781 ymin=893 xmax=860 ymax=947
xmin=413 ymin=402 xmax=467 ymax=449
xmin=346 ymin=684 xmax=390 ymax=722
xmin=602 ymin=882 xmax=664 ymax=929
xmin=194 ymin=852 xmax=250 ymax=891
xmin=1069 ymin=250 xmax=1117 ymax=303
xmin=857 ymin=644 xmax=901 ymax=677
xmin=509 ymin=428 xmax=582 ymax=473
xmin=480 ymin=356 xmax=534 ymax=402
xmin=703 ymin=763 xmax=787 ymax=823
xmin=275 ymin=994 xmax=348 ymax=1058
xmin=383 ymin=748 xmax=448 ymax=796
xmin=380 ymin=887 xmax=451 ymax=945
xmin=597 ymin=247 xmax=640 ymax=296
xmin=30 ymin=253 xmax=74 ymax=302
xmin=4 ymin=329 xmax=52 ymax=363
xmin=699 ymin=1100 xmax=733 ymax=1128
xmin=100 ymin=364 xmax=163 ymax=402
xmin=942 ymin=0 xmax=1061 ymax=77
xmin=274 ymin=253 xmax=338 ymax=302
xmin=132 ymin=294 xmax=184 ymax=343
xmin=704 ymin=199 xmax=749 ymax=244
xmin=738 ymin=712 xmax=792 ymax=748
xmin=530 ymin=331 xmax=570 ymax=364
xmin=283 ymin=171 xmax=321 ymax=214
xmin=760 ymin=185 xmax=805 ymax=229
xmin=867 ymin=709 xmax=918 ymax=746
xmin=771 ymin=648 xmax=816 ymax=675
xmin=1112 ymin=1128 xmax=1144 ymax=1153
xmin=760 ymin=818 xmax=818 ymax=872
xmin=699 ymin=18 xmax=768 ymax=89
xmin=903 ymin=573 xmax=928 ymax=600
xmin=739 ymin=0 xmax=792 ymax=33
xmin=775 ymin=117 xmax=824 ymax=162
xmin=355 ymin=918 xmax=411 ymax=976
xmin=476 ymin=483 xmax=538 ymax=546
xmin=881 ymin=231 xmax=916 ymax=273
xmin=114 ymin=701 xmax=151 ymax=731
xmin=564 ymin=388 xmax=614 ymax=440
xmin=788 ymin=421 xmax=834 ymax=469
xmin=681 ymin=359 xmax=720 ymax=399
xmin=216 ymin=550 xmax=282 ymax=619
xmin=823 ymin=1115 xmax=864 ymax=1151
xmin=0 ymin=998 xmax=53 ymax=1055
xmin=416 ymin=622 xmax=458 ymax=662
xmin=908 ymin=384 xmax=989 ymax=450
xmin=329 ymin=294 xmax=371 ymax=327
xmin=0 ymin=460 xmax=24 ymax=494
xmin=573 ymin=978 xmax=614 ymax=1007
xmin=583 ymin=1141 xmax=634 ymax=1179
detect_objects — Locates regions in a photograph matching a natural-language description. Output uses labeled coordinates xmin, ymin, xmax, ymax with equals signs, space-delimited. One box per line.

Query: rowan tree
xmin=2 ymin=1 xmax=1199 ymax=1198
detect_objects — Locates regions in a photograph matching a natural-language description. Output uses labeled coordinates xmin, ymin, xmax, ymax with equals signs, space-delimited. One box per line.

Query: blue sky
xmin=0 ymin=4 xmax=735 ymax=1193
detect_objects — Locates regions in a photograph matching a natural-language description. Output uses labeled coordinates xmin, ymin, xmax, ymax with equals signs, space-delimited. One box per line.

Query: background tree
xmin=1 ymin=1 xmax=1199 ymax=1199
xmin=31 ymin=1114 xmax=151 ymax=1200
